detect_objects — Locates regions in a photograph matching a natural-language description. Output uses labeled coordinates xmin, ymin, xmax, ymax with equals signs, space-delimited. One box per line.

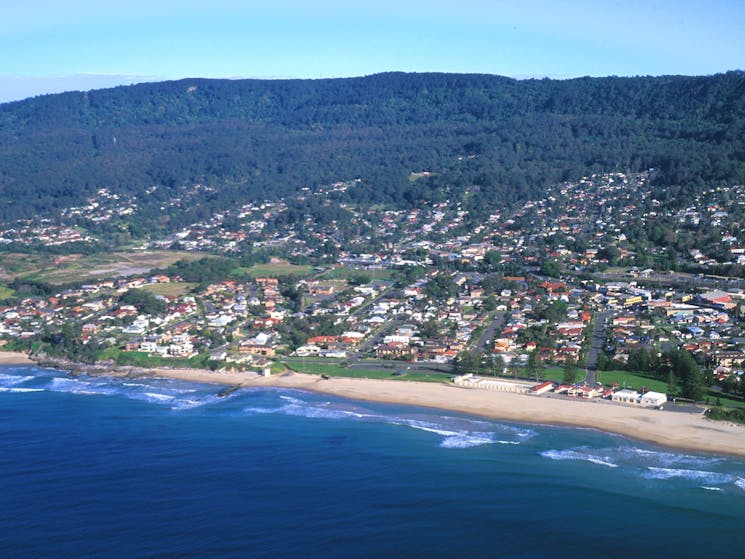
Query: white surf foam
xmin=140 ymin=392 xmax=176 ymax=403
xmin=644 ymin=467 xmax=733 ymax=484
xmin=282 ymin=404 xmax=356 ymax=420
xmin=48 ymin=377 xmax=117 ymax=396
xmin=733 ymin=478 xmax=745 ymax=491
xmin=541 ymin=449 xmax=619 ymax=468
xmin=626 ymin=447 xmax=722 ymax=468
xmin=0 ymin=387 xmax=45 ymax=393
xmin=242 ymin=405 xmax=285 ymax=415
xmin=0 ymin=373 xmax=35 ymax=386
xmin=393 ymin=418 xmax=505 ymax=449
xmin=440 ymin=432 xmax=495 ymax=449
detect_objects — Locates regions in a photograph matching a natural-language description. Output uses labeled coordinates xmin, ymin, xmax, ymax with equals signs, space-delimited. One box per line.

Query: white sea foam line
xmin=440 ymin=433 xmax=495 ymax=449
xmin=735 ymin=478 xmax=745 ymax=491
xmin=644 ymin=467 xmax=733 ymax=484
xmin=243 ymin=406 xmax=285 ymax=414
xmin=0 ymin=373 xmax=35 ymax=385
xmin=701 ymin=486 xmax=722 ymax=491
xmin=0 ymin=387 xmax=45 ymax=393
xmin=627 ymin=447 xmax=722 ymax=467
xmin=141 ymin=392 xmax=176 ymax=402
xmin=541 ymin=449 xmax=619 ymax=468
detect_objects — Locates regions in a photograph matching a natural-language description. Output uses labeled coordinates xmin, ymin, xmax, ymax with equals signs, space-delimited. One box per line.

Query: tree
xmin=419 ymin=320 xmax=439 ymax=340
xmin=119 ymin=288 xmax=168 ymax=316
xmin=527 ymin=351 xmax=542 ymax=381
xmin=539 ymin=259 xmax=561 ymax=278
xmin=667 ymin=349 xmax=705 ymax=401
xmin=490 ymin=354 xmax=505 ymax=377
xmin=454 ymin=350 xmax=480 ymax=375
xmin=482 ymin=295 xmax=497 ymax=311
xmin=424 ymin=274 xmax=458 ymax=300
xmin=563 ymin=360 xmax=580 ymax=384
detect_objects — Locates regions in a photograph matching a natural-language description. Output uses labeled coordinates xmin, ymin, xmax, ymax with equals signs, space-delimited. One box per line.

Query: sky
xmin=1 ymin=0 xmax=744 ymax=103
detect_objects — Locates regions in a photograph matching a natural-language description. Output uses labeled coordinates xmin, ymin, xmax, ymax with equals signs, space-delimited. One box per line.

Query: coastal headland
xmin=3 ymin=350 xmax=742 ymax=458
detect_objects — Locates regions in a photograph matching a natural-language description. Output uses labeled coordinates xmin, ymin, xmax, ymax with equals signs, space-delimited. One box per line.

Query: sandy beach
xmin=0 ymin=351 xmax=35 ymax=365
xmin=3 ymin=350 xmax=743 ymax=458
xmin=147 ymin=367 xmax=745 ymax=458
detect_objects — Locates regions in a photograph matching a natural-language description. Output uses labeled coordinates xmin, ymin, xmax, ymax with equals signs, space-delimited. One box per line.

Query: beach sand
xmin=0 ymin=351 xmax=34 ymax=365
xmin=147 ymin=367 xmax=745 ymax=458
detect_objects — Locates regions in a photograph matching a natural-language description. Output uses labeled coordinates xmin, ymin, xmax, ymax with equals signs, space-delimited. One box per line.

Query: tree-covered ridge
xmin=0 ymin=71 xmax=744 ymax=221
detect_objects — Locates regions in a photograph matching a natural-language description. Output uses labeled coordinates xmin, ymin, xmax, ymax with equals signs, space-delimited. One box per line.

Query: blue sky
xmin=1 ymin=0 xmax=743 ymax=102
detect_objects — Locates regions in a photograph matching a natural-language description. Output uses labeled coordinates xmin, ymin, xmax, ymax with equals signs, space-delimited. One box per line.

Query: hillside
xmin=0 ymin=72 xmax=744 ymax=224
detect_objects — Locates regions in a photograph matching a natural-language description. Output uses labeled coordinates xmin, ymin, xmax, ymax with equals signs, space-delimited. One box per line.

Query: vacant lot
xmin=0 ymin=250 xmax=203 ymax=285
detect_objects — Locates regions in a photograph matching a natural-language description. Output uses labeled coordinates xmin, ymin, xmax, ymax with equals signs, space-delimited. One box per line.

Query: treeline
xmin=599 ymin=348 xmax=711 ymax=401
xmin=0 ymin=72 xmax=744 ymax=223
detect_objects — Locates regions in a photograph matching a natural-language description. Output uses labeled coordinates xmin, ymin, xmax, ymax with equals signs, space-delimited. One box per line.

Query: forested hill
xmin=1 ymin=71 xmax=744 ymax=221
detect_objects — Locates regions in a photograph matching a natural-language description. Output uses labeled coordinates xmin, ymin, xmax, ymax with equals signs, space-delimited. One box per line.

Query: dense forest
xmin=0 ymin=71 xmax=744 ymax=221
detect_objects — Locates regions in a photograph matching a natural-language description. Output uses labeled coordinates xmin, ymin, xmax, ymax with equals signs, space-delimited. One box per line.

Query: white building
xmin=640 ymin=391 xmax=667 ymax=407
xmin=612 ymin=389 xmax=667 ymax=407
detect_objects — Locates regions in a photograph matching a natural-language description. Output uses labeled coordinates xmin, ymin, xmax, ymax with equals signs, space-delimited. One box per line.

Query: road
xmin=583 ymin=310 xmax=609 ymax=386
xmin=471 ymin=312 xmax=506 ymax=354
xmin=592 ymin=271 xmax=745 ymax=292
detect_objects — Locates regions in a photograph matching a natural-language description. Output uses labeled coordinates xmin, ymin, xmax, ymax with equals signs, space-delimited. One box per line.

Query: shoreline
xmin=3 ymin=350 xmax=744 ymax=457
xmin=106 ymin=365 xmax=745 ymax=458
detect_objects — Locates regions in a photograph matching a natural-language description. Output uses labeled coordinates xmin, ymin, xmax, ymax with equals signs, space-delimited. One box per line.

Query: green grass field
xmin=539 ymin=366 xmax=575 ymax=383
xmin=283 ymin=360 xmax=450 ymax=383
xmin=597 ymin=370 xmax=669 ymax=393
xmin=318 ymin=266 xmax=395 ymax=282
xmin=139 ymin=282 xmax=198 ymax=297
xmin=98 ymin=348 xmax=213 ymax=369
xmin=0 ymin=285 xmax=14 ymax=299
xmin=237 ymin=261 xmax=313 ymax=278
xmin=707 ymin=393 xmax=745 ymax=407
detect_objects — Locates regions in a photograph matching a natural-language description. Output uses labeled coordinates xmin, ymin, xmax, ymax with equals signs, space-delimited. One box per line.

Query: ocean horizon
xmin=2 ymin=365 xmax=744 ymax=558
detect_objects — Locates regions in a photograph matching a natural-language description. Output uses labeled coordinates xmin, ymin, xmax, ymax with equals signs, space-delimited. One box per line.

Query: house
xmin=531 ymin=381 xmax=554 ymax=395
xmin=640 ymin=391 xmax=667 ymax=407
xmin=612 ymin=388 xmax=641 ymax=405
xmin=611 ymin=389 xmax=667 ymax=407
xmin=239 ymin=343 xmax=276 ymax=357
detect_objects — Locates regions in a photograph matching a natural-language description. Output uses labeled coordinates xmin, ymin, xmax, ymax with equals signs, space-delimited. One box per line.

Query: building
xmin=640 ymin=391 xmax=667 ymax=407
xmin=612 ymin=389 xmax=667 ymax=407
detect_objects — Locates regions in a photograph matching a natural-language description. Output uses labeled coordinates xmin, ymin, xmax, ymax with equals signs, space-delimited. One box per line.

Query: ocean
xmin=1 ymin=365 xmax=744 ymax=558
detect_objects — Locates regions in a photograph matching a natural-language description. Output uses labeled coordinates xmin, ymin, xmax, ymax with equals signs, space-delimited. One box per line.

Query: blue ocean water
xmin=1 ymin=366 xmax=744 ymax=558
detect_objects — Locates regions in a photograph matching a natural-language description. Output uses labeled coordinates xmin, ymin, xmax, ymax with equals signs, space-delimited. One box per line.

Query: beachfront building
xmin=612 ymin=389 xmax=667 ymax=407
xmin=612 ymin=389 xmax=642 ymax=405
xmin=453 ymin=374 xmax=535 ymax=394
xmin=640 ymin=391 xmax=667 ymax=407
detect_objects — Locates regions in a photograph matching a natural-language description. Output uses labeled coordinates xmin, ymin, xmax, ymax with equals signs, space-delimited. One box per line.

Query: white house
xmin=640 ymin=391 xmax=667 ymax=407
xmin=612 ymin=389 xmax=641 ymax=405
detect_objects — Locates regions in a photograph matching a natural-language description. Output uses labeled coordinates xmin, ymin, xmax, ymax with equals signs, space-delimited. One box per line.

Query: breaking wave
xmin=643 ymin=467 xmax=735 ymax=484
xmin=541 ymin=449 xmax=619 ymax=468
